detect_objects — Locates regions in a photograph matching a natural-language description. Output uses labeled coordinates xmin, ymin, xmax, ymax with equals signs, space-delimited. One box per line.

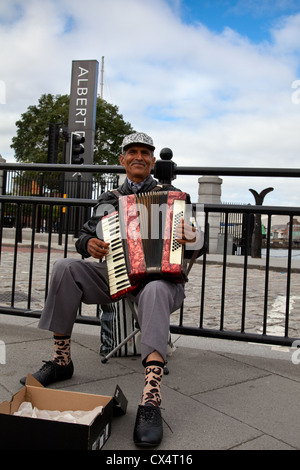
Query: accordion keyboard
xmin=101 ymin=213 xmax=132 ymax=298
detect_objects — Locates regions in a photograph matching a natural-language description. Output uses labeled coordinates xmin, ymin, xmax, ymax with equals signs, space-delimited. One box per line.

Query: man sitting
xmin=20 ymin=132 xmax=203 ymax=447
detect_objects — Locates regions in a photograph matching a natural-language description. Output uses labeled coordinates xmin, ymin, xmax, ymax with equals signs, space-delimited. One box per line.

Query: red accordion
xmin=101 ymin=191 xmax=187 ymax=299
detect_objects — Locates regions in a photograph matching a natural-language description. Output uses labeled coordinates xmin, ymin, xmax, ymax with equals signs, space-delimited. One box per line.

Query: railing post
xmin=198 ymin=175 xmax=222 ymax=253
xmin=249 ymin=187 xmax=274 ymax=258
xmin=36 ymin=173 xmax=44 ymax=233
xmin=0 ymin=155 xmax=6 ymax=259
xmin=74 ymin=173 xmax=82 ymax=238
xmin=0 ymin=154 xmax=5 ymax=195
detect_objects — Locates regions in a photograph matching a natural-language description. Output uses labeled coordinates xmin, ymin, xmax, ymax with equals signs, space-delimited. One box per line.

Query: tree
xmin=11 ymin=93 xmax=135 ymax=165
xmin=94 ymin=98 xmax=134 ymax=165
xmin=11 ymin=94 xmax=69 ymax=164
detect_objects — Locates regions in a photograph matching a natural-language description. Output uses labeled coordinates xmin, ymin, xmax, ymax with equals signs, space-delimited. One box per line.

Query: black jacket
xmin=75 ymin=175 xmax=199 ymax=260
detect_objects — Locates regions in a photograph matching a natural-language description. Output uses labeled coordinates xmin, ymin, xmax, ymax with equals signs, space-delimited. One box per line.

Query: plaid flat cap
xmin=122 ymin=132 xmax=155 ymax=153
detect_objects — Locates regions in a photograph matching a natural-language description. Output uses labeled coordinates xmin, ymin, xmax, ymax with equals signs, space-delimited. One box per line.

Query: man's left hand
xmin=175 ymin=219 xmax=196 ymax=245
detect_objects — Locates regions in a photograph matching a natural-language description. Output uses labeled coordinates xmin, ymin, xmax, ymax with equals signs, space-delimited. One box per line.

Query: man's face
xmin=119 ymin=145 xmax=156 ymax=183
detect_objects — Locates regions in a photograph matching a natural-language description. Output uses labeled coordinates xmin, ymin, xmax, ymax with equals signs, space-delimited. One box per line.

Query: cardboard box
xmin=0 ymin=374 xmax=127 ymax=450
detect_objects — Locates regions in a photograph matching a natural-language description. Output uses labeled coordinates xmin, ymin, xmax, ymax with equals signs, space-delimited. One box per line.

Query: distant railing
xmin=1 ymin=162 xmax=300 ymax=347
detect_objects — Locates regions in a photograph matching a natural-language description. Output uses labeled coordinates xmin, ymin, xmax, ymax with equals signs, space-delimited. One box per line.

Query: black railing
xmin=1 ymin=162 xmax=300 ymax=348
xmin=1 ymin=167 xmax=119 ymax=234
xmin=2 ymin=161 xmax=300 ymax=177
xmin=173 ymin=204 xmax=300 ymax=346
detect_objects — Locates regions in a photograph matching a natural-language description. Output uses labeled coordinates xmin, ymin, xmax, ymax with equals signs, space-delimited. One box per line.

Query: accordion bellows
xmin=101 ymin=191 xmax=187 ymax=299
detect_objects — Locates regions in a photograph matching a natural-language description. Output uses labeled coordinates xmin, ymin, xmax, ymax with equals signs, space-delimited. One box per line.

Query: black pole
xmin=249 ymin=187 xmax=274 ymax=258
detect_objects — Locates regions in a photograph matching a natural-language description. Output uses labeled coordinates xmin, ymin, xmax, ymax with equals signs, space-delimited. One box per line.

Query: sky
xmin=1 ymin=0 xmax=300 ymax=205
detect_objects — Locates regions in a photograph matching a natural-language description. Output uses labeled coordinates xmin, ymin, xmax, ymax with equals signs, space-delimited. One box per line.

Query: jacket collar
xmin=121 ymin=175 xmax=158 ymax=194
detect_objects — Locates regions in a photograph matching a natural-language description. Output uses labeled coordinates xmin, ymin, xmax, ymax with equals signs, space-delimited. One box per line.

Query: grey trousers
xmin=38 ymin=258 xmax=185 ymax=363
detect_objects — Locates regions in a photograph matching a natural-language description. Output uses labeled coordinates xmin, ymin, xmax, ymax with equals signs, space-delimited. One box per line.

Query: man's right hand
xmin=87 ymin=238 xmax=110 ymax=259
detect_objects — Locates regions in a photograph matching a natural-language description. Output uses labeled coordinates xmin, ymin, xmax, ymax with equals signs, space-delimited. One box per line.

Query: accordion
xmin=101 ymin=191 xmax=188 ymax=299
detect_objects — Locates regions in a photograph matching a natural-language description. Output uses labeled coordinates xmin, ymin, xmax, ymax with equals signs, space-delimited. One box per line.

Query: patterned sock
xmin=53 ymin=335 xmax=71 ymax=366
xmin=141 ymin=360 xmax=164 ymax=407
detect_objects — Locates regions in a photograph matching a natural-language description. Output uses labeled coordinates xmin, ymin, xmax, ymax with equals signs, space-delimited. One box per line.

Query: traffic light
xmin=71 ymin=132 xmax=85 ymax=164
xmin=47 ymin=123 xmax=59 ymax=164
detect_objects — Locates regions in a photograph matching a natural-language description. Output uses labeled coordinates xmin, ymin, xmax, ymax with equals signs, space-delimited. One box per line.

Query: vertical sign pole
xmin=67 ymin=59 xmax=99 ymax=170
xmin=66 ymin=60 xmax=99 ymax=232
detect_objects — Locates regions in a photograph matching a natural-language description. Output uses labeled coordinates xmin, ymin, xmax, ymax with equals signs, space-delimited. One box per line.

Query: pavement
xmin=1 ymin=299 xmax=300 ymax=451
xmin=0 ymin=231 xmax=300 ymax=451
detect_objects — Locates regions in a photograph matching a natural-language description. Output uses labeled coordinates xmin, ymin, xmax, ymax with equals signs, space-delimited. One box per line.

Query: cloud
xmin=270 ymin=12 xmax=300 ymax=55
xmin=0 ymin=0 xmax=300 ymax=206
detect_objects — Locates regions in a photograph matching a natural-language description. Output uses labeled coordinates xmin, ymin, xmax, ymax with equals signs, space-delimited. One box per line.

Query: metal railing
xmin=174 ymin=203 xmax=300 ymax=346
xmin=1 ymin=162 xmax=300 ymax=348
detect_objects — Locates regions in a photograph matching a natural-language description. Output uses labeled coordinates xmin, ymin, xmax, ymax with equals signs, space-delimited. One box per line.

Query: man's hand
xmin=87 ymin=238 xmax=110 ymax=259
xmin=175 ymin=219 xmax=196 ymax=245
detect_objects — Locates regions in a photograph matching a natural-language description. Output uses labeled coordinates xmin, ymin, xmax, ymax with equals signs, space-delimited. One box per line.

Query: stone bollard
xmin=198 ymin=175 xmax=222 ymax=254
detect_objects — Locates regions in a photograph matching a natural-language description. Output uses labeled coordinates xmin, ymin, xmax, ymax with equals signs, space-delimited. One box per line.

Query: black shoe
xmin=133 ymin=404 xmax=163 ymax=447
xmin=20 ymin=360 xmax=74 ymax=387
